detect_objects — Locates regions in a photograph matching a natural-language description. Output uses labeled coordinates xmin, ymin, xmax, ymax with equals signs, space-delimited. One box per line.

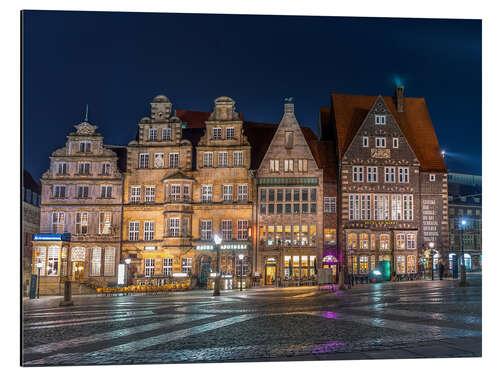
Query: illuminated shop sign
xmin=144 ymin=246 xmax=157 ymax=250
xmin=33 ymin=233 xmax=71 ymax=241
xmin=196 ymin=244 xmax=248 ymax=251
xmin=196 ymin=245 xmax=214 ymax=250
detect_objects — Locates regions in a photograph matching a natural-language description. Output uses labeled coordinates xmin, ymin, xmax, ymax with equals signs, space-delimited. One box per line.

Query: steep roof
xmin=310 ymin=140 xmax=337 ymax=182
xmin=330 ymin=93 xmax=446 ymax=172
xmin=177 ymin=109 xmax=323 ymax=170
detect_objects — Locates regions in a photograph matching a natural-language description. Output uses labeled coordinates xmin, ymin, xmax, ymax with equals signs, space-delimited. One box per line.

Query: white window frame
xmin=99 ymin=211 xmax=112 ymax=235
xmin=223 ymin=185 xmax=233 ymax=201
xmin=148 ymin=128 xmax=158 ymax=141
xmin=391 ymin=195 xmax=402 ymax=221
xmin=393 ymin=137 xmax=399 ymax=148
xmin=233 ymin=151 xmax=243 ymax=167
xmin=57 ymin=162 xmax=68 ymax=175
xmin=162 ymin=127 xmax=172 ymax=141
xmin=53 ymin=185 xmax=66 ymax=198
xmin=385 ymin=167 xmax=395 ymax=183
xmin=100 ymin=185 xmax=112 ymax=198
xmin=270 ymin=159 xmax=279 ymax=172
xmin=168 ymin=153 xmax=179 ymax=168
xmin=374 ymin=194 xmax=390 ymax=220
xmin=101 ymin=162 xmax=111 ymax=175
xmin=362 ymin=136 xmax=369 ymax=147
xmin=128 ymin=221 xmax=139 ymax=241
xmin=407 ymin=234 xmax=417 ymax=249
xmin=139 ymin=153 xmax=149 ymax=169
xmin=130 ymin=186 xmax=141 ymax=203
xmin=78 ymin=162 xmax=91 ymax=175
xmin=200 ymin=220 xmax=212 ymax=240
xmin=221 ymin=220 xmax=232 ymax=240
xmin=203 ymin=152 xmax=213 ymax=168
xmin=104 ymin=247 xmax=115 ymax=276
xmin=90 ymin=247 xmax=102 ymax=276
xmin=226 ymin=127 xmax=235 ymax=139
xmin=181 ymin=258 xmax=192 ymax=274
xmin=79 ymin=141 xmax=91 ymax=153
xmin=237 ymin=220 xmax=249 ymax=240
xmin=145 ymin=186 xmax=156 ymax=202
xmin=375 ymin=115 xmax=386 ymax=125
xmin=298 ymin=159 xmax=308 ymax=172
xmin=403 ymin=194 xmax=414 ymax=221
xmin=352 ymin=166 xmax=363 ymax=182
xmin=144 ymin=221 xmax=155 ymax=241
xmin=218 ymin=152 xmax=228 ymax=167
xmin=170 ymin=184 xmax=181 ymax=202
xmin=398 ymin=167 xmax=409 ymax=183
xmin=348 ymin=194 xmax=360 ymax=220
xmin=430 ymin=174 xmax=436 ymax=182
xmin=162 ymin=258 xmax=173 ymax=276
xmin=375 ymin=137 xmax=386 ymax=148
xmin=367 ymin=166 xmax=377 ymax=182
xmin=237 ymin=184 xmax=248 ymax=201
xmin=324 ymin=197 xmax=336 ymax=213
xmin=201 ymin=185 xmax=213 ymax=203
xmin=145 ymin=258 xmax=155 ymax=277
xmin=213 ymin=127 xmax=222 ymax=140
xmin=75 ymin=212 xmax=88 ymax=234
xmin=169 ymin=218 xmax=180 ymax=237
xmin=361 ymin=194 xmax=371 ymax=220
xmin=284 ymin=159 xmax=294 ymax=172
xmin=77 ymin=185 xmax=89 ymax=199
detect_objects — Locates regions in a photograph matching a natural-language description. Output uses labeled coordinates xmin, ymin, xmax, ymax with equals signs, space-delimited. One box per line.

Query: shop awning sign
xmin=33 ymin=233 xmax=71 ymax=241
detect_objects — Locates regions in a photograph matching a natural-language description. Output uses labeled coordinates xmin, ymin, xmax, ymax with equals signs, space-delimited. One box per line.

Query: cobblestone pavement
xmin=22 ymin=273 xmax=482 ymax=366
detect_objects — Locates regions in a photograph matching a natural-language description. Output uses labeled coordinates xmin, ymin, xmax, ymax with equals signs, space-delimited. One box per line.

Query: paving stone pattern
xmin=22 ymin=274 xmax=482 ymax=366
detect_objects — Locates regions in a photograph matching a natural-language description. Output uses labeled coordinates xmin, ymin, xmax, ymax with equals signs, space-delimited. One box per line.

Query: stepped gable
xmin=330 ymin=93 xmax=446 ymax=172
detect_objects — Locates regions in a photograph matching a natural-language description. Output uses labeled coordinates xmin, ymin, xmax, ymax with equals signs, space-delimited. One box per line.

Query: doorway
xmin=265 ymin=264 xmax=276 ymax=285
xmin=72 ymin=262 xmax=85 ymax=281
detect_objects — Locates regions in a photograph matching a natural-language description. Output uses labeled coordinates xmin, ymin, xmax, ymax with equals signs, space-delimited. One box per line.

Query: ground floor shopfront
xmin=32 ymin=234 xmax=120 ymax=288
xmin=121 ymin=242 xmax=251 ymax=289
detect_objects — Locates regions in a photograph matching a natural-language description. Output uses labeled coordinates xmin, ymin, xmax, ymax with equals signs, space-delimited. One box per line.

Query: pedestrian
xmin=439 ymin=261 xmax=445 ymax=280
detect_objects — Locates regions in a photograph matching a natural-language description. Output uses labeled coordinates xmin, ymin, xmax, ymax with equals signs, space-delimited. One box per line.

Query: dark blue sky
xmin=22 ymin=11 xmax=481 ymax=180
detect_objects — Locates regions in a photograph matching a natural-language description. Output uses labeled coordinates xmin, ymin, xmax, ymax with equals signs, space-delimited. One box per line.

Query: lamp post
xmin=238 ymin=254 xmax=244 ymax=291
xmin=429 ymin=242 xmax=435 ymax=281
xmin=213 ymin=234 xmax=222 ymax=296
xmin=36 ymin=262 xmax=42 ymax=299
xmin=459 ymin=219 xmax=469 ymax=287
xmin=125 ymin=258 xmax=131 ymax=286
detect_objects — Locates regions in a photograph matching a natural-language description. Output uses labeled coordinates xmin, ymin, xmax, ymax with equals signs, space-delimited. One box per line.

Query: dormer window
xmin=375 ymin=115 xmax=386 ymax=125
xmin=79 ymin=141 xmax=91 ymax=153
xmin=213 ymin=128 xmax=222 ymax=140
xmin=226 ymin=127 xmax=235 ymax=140
xmin=148 ymin=128 xmax=158 ymax=141
xmin=429 ymin=174 xmax=436 ymax=182
xmin=162 ymin=127 xmax=172 ymax=141
xmin=362 ymin=137 xmax=369 ymax=147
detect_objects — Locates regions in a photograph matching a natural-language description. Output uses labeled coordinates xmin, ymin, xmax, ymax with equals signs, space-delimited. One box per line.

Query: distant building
xmin=447 ymin=173 xmax=482 ymax=272
xmin=22 ymin=170 xmax=41 ymax=293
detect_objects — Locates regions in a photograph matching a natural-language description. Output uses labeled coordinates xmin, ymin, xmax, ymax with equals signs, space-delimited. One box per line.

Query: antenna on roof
xmin=284 ymin=97 xmax=294 ymax=102
xmin=84 ymin=104 xmax=89 ymax=122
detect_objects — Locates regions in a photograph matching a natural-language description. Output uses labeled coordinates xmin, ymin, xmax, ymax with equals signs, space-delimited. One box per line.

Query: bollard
xmin=59 ymin=280 xmax=74 ymax=307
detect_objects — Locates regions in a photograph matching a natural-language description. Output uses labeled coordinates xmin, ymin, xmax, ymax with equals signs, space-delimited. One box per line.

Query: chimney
xmin=284 ymin=103 xmax=294 ymax=114
xmin=396 ymin=85 xmax=404 ymax=112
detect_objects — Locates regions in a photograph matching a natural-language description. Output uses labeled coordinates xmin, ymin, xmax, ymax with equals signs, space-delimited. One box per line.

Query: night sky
xmin=22 ymin=11 xmax=481 ymax=181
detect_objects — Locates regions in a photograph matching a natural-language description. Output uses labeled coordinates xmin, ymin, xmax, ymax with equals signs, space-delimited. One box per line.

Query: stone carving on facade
xmin=370 ymin=148 xmax=390 ymax=158
xmin=154 ymin=153 xmax=164 ymax=168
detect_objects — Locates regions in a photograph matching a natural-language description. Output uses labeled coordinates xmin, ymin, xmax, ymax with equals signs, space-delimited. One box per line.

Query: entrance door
xmin=265 ymin=264 xmax=276 ymax=285
xmin=72 ymin=262 xmax=85 ymax=281
xmin=199 ymin=256 xmax=211 ymax=287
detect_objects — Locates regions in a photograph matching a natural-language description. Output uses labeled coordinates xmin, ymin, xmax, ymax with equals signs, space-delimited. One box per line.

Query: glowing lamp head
xmin=429 ymin=242 xmax=435 ymax=249
xmin=213 ymin=234 xmax=222 ymax=245
xmin=125 ymin=258 xmax=131 ymax=265
xmin=461 ymin=219 xmax=467 ymax=226
xmin=373 ymin=270 xmax=382 ymax=276
xmin=36 ymin=262 xmax=42 ymax=268
xmin=441 ymin=150 xmax=446 ymax=157
xmin=238 ymin=254 xmax=244 ymax=260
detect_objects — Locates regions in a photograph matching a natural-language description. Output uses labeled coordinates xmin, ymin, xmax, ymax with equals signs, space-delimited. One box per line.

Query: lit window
xmin=407 ymin=234 xmax=416 ymax=249
xmin=360 ymin=234 xmax=369 ymax=249
xmin=298 ymin=159 xmax=308 ymax=172
xmin=238 ymin=220 xmax=249 ymax=240
xmin=90 ymin=247 xmax=101 ymax=276
xmin=270 ymin=159 xmax=279 ymax=172
xmin=380 ymin=234 xmax=390 ymax=249
xmin=359 ymin=256 xmax=369 ymax=274
xmin=396 ymin=234 xmax=405 ymax=249
xmin=75 ymin=212 xmax=88 ymax=234
xmin=407 ymin=255 xmax=416 ymax=273
xmin=284 ymin=159 xmax=294 ymax=172
xmin=396 ymin=255 xmax=406 ymax=274
xmin=99 ymin=212 xmax=112 ymax=234
xmin=347 ymin=233 xmax=357 ymax=249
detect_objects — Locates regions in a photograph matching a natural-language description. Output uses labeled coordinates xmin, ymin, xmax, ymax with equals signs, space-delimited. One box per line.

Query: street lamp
xmin=459 ymin=219 xmax=469 ymax=287
xmin=213 ymin=234 xmax=222 ymax=296
xmin=441 ymin=150 xmax=446 ymax=158
xmin=125 ymin=258 xmax=131 ymax=286
xmin=238 ymin=254 xmax=244 ymax=291
xmin=429 ymin=242 xmax=435 ymax=281
xmin=36 ymin=262 xmax=42 ymax=299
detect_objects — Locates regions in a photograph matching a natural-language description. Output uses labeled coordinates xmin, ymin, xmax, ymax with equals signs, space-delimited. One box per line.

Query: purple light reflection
xmin=312 ymin=341 xmax=345 ymax=354
xmin=321 ymin=311 xmax=339 ymax=319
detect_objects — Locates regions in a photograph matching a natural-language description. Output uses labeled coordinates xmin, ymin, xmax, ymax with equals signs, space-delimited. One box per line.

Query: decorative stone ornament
xmin=74 ymin=121 xmax=98 ymax=136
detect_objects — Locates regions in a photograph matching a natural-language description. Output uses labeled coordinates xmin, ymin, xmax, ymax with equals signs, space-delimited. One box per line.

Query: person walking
xmin=439 ymin=260 xmax=445 ymax=280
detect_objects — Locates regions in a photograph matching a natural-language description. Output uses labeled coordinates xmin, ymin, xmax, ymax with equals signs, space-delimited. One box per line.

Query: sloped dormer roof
xmin=330 ymin=93 xmax=446 ymax=172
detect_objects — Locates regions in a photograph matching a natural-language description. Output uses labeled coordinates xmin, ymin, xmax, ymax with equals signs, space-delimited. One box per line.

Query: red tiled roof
xmin=330 ymin=94 xmax=447 ymax=172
